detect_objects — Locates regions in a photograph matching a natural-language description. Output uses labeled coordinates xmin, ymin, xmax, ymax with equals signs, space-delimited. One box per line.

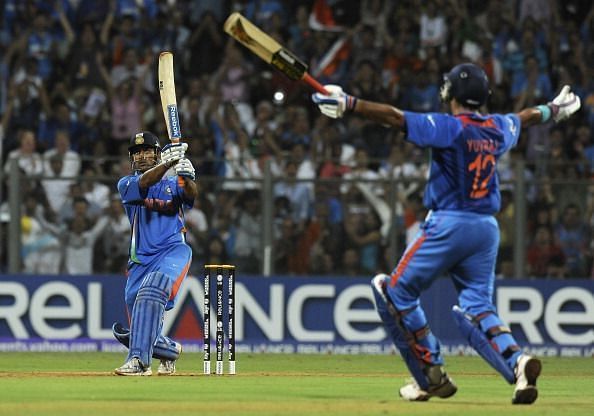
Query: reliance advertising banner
xmin=0 ymin=275 xmax=592 ymax=356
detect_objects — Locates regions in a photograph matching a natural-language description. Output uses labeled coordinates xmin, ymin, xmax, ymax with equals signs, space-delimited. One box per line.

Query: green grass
xmin=0 ymin=353 xmax=592 ymax=415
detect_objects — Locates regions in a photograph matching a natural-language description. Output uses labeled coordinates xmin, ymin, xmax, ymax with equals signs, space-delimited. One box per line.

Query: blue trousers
xmin=385 ymin=210 xmax=520 ymax=369
xmin=125 ymin=243 xmax=192 ymax=317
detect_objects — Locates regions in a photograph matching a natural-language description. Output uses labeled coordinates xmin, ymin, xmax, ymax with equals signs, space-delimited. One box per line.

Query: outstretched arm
xmin=517 ymin=85 xmax=581 ymax=128
xmin=353 ymin=99 xmax=406 ymax=129
xmin=313 ymin=85 xmax=581 ymax=131
xmin=312 ymin=85 xmax=406 ymax=130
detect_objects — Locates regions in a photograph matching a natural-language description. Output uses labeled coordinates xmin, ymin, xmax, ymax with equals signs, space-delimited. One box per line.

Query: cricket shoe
xmin=512 ymin=354 xmax=542 ymax=404
xmin=158 ymin=343 xmax=182 ymax=376
xmin=114 ymin=357 xmax=152 ymax=376
xmin=399 ymin=366 xmax=457 ymax=401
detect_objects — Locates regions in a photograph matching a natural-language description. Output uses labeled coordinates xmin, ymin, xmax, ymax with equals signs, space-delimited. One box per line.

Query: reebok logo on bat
xmin=168 ymin=104 xmax=181 ymax=138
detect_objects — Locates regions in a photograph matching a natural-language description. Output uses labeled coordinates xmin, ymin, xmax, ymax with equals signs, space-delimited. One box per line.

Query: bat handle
xmin=302 ymin=73 xmax=329 ymax=95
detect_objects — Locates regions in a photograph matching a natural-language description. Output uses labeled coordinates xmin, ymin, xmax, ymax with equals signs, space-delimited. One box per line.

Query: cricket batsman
xmin=312 ymin=63 xmax=580 ymax=403
xmin=113 ymin=131 xmax=197 ymax=376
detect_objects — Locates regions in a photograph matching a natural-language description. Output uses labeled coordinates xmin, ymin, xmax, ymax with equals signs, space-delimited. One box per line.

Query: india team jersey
xmin=403 ymin=111 xmax=521 ymax=214
xmin=117 ymin=174 xmax=193 ymax=263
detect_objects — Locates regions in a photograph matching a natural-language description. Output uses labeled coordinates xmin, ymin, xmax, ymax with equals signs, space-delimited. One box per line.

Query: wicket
xmin=203 ymin=264 xmax=236 ymax=375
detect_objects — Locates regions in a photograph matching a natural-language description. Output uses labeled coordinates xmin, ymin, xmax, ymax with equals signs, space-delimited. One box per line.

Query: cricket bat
xmin=158 ymin=51 xmax=182 ymax=143
xmin=223 ymin=12 xmax=329 ymax=95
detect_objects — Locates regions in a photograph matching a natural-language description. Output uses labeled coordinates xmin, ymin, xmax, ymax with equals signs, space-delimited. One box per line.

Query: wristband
xmin=536 ymin=104 xmax=551 ymax=123
xmin=346 ymin=95 xmax=358 ymax=111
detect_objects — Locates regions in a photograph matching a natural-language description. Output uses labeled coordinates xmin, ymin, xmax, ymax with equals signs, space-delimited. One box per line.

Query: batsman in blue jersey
xmin=312 ymin=63 xmax=580 ymax=404
xmin=112 ymin=131 xmax=197 ymax=376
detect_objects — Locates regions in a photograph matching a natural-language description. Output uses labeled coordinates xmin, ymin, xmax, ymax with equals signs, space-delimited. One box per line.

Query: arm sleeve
xmin=117 ymin=175 xmax=147 ymax=203
xmin=494 ymin=113 xmax=521 ymax=151
xmin=403 ymin=112 xmax=461 ymax=148
xmin=170 ymin=176 xmax=195 ymax=209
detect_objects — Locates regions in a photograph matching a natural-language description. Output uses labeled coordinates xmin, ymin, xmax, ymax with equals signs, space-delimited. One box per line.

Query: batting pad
xmin=371 ymin=274 xmax=430 ymax=390
xmin=128 ymin=272 xmax=173 ymax=366
xmin=451 ymin=306 xmax=516 ymax=383
xmin=113 ymin=322 xmax=181 ymax=361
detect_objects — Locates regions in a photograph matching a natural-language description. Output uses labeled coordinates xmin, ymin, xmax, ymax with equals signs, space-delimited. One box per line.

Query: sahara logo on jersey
xmin=143 ymin=197 xmax=176 ymax=213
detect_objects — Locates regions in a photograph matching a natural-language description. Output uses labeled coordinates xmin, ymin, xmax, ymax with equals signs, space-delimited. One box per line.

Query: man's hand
xmin=312 ymin=85 xmax=357 ymax=119
xmin=174 ymin=158 xmax=196 ymax=180
xmin=549 ymin=85 xmax=581 ymax=122
xmin=161 ymin=142 xmax=188 ymax=167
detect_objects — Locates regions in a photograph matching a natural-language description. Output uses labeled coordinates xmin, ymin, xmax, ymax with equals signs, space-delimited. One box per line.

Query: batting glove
xmin=548 ymin=85 xmax=581 ymax=122
xmin=174 ymin=158 xmax=196 ymax=180
xmin=161 ymin=142 xmax=188 ymax=167
xmin=312 ymin=85 xmax=358 ymax=119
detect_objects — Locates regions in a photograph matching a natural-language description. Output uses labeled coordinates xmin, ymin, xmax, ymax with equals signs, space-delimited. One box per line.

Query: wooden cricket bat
xmin=158 ymin=52 xmax=182 ymax=143
xmin=223 ymin=12 xmax=328 ymax=95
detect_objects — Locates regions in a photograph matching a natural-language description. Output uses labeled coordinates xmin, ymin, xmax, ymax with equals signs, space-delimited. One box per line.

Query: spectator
xmin=554 ymin=203 xmax=591 ymax=277
xmin=186 ymin=11 xmax=225 ymax=75
xmin=185 ymin=194 xmax=210 ymax=267
xmin=99 ymin=52 xmax=150 ymax=154
xmin=21 ymin=195 xmax=61 ymax=274
xmin=512 ymin=55 xmax=553 ymax=111
xmin=42 ymin=130 xmax=81 ymax=177
xmin=81 ymin=166 xmax=111 ymax=211
xmin=526 ymin=226 xmax=567 ymax=278
xmin=36 ymin=208 xmax=109 ymax=275
xmin=212 ymin=42 xmax=253 ymax=103
xmin=37 ymin=97 xmax=85 ymax=152
xmin=419 ymin=0 xmax=448 ymax=54
xmin=4 ymin=129 xmax=43 ymax=177
xmin=343 ymin=210 xmax=383 ymax=274
xmin=341 ymin=146 xmax=382 ymax=196
xmin=41 ymin=154 xmax=73 ymax=215
xmin=2 ymin=75 xmax=50 ymax=147
xmin=66 ymin=23 xmax=105 ymax=92
xmin=99 ymin=194 xmax=129 ymax=274
xmin=273 ymin=161 xmax=313 ymax=231
xmin=233 ymin=190 xmax=262 ymax=273
xmin=100 ymin=3 xmax=142 ymax=66
xmin=59 ymin=187 xmax=102 ymax=224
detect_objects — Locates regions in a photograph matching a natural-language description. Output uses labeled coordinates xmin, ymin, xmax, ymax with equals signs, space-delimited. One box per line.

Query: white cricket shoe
xmin=157 ymin=342 xmax=182 ymax=376
xmin=512 ymin=354 xmax=542 ymax=404
xmin=114 ymin=357 xmax=152 ymax=376
xmin=399 ymin=380 xmax=431 ymax=401
xmin=399 ymin=366 xmax=457 ymax=402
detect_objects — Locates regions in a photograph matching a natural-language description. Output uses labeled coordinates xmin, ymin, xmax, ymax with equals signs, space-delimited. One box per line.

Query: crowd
xmin=0 ymin=0 xmax=593 ymax=278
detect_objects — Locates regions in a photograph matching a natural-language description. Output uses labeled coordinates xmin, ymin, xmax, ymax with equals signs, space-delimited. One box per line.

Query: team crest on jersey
xmin=135 ymin=133 xmax=144 ymax=145
xmin=166 ymin=186 xmax=172 ymax=194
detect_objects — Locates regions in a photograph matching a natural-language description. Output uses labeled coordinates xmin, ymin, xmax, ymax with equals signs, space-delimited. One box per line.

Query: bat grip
xmin=302 ymin=73 xmax=329 ymax=95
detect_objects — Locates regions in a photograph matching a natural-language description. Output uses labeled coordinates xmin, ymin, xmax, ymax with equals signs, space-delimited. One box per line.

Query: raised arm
xmin=138 ymin=163 xmax=171 ymax=189
xmin=312 ymin=85 xmax=406 ymax=129
xmin=516 ymin=85 xmax=581 ymax=128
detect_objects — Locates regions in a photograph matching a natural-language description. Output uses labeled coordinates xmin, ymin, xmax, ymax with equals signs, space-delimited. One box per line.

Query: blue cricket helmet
xmin=128 ymin=131 xmax=161 ymax=153
xmin=439 ymin=63 xmax=490 ymax=108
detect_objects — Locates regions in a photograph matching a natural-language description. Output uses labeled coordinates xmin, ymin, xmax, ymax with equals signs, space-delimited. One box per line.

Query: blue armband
xmin=536 ymin=104 xmax=551 ymax=123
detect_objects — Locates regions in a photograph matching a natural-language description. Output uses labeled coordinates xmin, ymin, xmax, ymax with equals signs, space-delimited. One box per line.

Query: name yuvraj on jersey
xmin=466 ymin=139 xmax=499 ymax=153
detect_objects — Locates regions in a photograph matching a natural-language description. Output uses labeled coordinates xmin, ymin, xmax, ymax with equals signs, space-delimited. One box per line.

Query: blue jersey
xmin=117 ymin=174 xmax=194 ymax=264
xmin=404 ymin=111 xmax=521 ymax=214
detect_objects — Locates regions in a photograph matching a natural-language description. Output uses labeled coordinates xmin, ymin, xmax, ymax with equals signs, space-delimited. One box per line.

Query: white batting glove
xmin=311 ymin=85 xmax=358 ymax=119
xmin=174 ymin=158 xmax=196 ymax=180
xmin=548 ymin=85 xmax=581 ymax=122
xmin=161 ymin=142 xmax=188 ymax=167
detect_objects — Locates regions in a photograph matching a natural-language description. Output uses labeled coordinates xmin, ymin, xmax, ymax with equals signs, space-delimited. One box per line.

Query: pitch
xmin=0 ymin=353 xmax=592 ymax=415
